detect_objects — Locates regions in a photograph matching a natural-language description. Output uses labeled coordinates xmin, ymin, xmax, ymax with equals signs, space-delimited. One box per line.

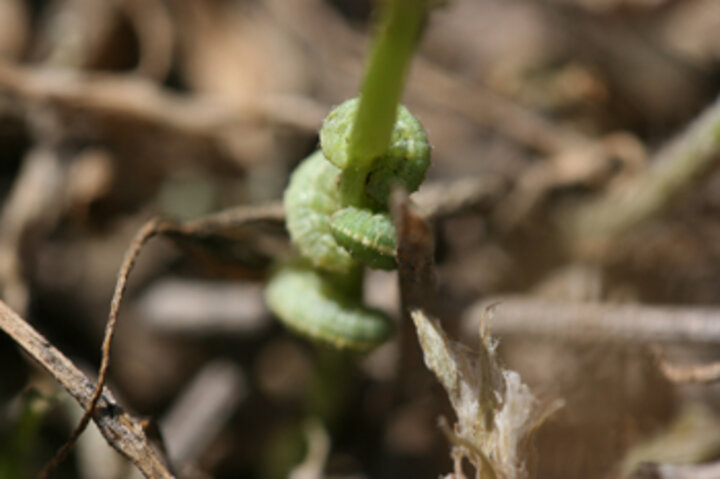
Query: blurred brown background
xmin=1 ymin=0 xmax=720 ymax=478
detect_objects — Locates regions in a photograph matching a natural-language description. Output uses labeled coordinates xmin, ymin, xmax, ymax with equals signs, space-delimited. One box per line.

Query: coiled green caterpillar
xmin=265 ymin=98 xmax=431 ymax=350
xmin=264 ymin=0 xmax=430 ymax=351
xmin=284 ymin=99 xmax=429 ymax=271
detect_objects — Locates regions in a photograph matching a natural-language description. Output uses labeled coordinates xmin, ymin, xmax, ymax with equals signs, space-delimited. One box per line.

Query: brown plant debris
xmin=0 ymin=299 xmax=174 ymax=479
xmin=465 ymin=298 xmax=720 ymax=345
xmin=412 ymin=309 xmax=562 ymax=479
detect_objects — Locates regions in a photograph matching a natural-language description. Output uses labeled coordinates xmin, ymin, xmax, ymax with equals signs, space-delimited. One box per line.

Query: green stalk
xmin=341 ymin=0 xmax=428 ymax=206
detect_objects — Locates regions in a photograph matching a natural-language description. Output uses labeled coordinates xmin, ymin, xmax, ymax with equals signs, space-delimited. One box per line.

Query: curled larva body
xmin=330 ymin=207 xmax=397 ymax=270
xmin=265 ymin=262 xmax=393 ymax=351
xmin=284 ymin=151 xmax=355 ymax=273
xmin=320 ymin=98 xmax=431 ymax=208
xmin=271 ymin=98 xmax=430 ymax=351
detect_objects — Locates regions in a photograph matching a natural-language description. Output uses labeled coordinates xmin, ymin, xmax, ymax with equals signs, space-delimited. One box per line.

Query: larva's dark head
xmin=320 ymin=98 xmax=431 ymax=209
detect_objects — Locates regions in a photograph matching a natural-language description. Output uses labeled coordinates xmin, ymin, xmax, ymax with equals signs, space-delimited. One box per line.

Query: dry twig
xmin=40 ymin=217 xmax=169 ymax=478
xmin=0 ymin=63 xmax=326 ymax=144
xmin=392 ymin=188 xmax=437 ymax=318
xmin=391 ymin=188 xmax=438 ymax=371
xmin=0 ymin=299 xmax=174 ymax=479
xmin=566 ymin=94 xmax=720 ymax=253
xmin=464 ymin=298 xmax=720 ymax=344
xmin=44 ymin=202 xmax=289 ymax=474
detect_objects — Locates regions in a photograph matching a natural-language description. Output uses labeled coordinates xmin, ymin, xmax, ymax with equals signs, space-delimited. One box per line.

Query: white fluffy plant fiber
xmin=411 ymin=310 xmax=562 ymax=479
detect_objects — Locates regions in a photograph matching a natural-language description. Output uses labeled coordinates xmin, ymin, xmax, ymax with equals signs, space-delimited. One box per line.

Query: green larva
xmin=283 ymin=151 xmax=355 ymax=273
xmin=264 ymin=261 xmax=393 ymax=351
xmin=321 ymin=98 xmax=431 ymax=209
xmin=268 ymin=98 xmax=430 ymax=350
xmin=330 ymin=207 xmax=397 ymax=270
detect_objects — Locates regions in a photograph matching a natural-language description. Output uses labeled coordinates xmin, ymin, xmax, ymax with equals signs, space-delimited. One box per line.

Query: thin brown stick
xmin=0 ymin=300 xmax=174 ymax=479
xmin=391 ymin=188 xmax=437 ymax=373
xmin=464 ymin=297 xmax=720 ymax=345
xmin=0 ymin=62 xmax=326 ymax=137
xmin=40 ymin=217 xmax=171 ymax=478
xmin=179 ymin=201 xmax=285 ymax=235
xmin=41 ymin=202 xmax=292 ymax=475
xmin=392 ymin=189 xmax=437 ymax=318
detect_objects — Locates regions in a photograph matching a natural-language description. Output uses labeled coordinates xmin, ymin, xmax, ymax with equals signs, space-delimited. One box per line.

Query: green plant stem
xmin=341 ymin=0 xmax=428 ymax=206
